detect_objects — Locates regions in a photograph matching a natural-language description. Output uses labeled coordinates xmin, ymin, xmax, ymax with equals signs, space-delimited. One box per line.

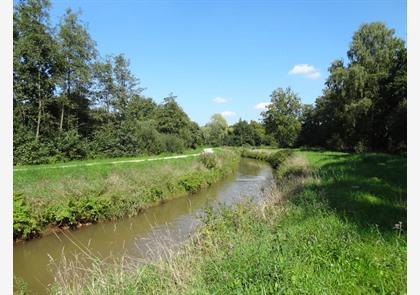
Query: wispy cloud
xmin=221 ymin=111 xmax=236 ymax=117
xmin=288 ymin=64 xmax=320 ymax=79
xmin=212 ymin=96 xmax=228 ymax=104
xmin=254 ymin=102 xmax=271 ymax=110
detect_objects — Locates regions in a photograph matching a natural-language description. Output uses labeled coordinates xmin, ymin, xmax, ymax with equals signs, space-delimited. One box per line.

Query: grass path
xmin=14 ymin=148 xmax=214 ymax=172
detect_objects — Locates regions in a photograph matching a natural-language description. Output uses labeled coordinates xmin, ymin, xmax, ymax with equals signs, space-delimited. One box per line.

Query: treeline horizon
xmin=13 ymin=0 xmax=406 ymax=165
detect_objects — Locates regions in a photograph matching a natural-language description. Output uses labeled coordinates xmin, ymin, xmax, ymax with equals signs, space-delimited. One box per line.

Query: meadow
xmin=49 ymin=148 xmax=407 ymax=294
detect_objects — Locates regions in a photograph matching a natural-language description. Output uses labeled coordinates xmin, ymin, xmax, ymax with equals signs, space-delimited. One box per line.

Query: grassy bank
xmin=49 ymin=149 xmax=406 ymax=294
xmin=13 ymin=148 xmax=240 ymax=240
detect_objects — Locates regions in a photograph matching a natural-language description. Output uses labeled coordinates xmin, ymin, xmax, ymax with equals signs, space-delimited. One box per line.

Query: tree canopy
xmin=299 ymin=22 xmax=406 ymax=153
xmin=261 ymin=87 xmax=302 ymax=147
xmin=13 ymin=2 xmax=406 ymax=166
xmin=13 ymin=0 xmax=203 ymax=164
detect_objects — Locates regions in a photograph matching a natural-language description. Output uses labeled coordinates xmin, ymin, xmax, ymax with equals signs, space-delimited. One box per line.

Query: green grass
xmin=295 ymin=150 xmax=406 ymax=231
xmin=13 ymin=147 xmax=204 ymax=171
xmin=49 ymin=149 xmax=407 ymax=294
xmin=13 ymin=148 xmax=240 ymax=240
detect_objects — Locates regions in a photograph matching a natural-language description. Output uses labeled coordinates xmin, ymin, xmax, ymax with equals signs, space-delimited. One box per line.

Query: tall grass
xmin=49 ymin=149 xmax=406 ymax=294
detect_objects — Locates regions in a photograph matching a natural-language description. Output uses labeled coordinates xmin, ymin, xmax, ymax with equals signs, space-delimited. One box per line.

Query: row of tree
xmin=202 ymin=114 xmax=275 ymax=147
xmin=257 ymin=22 xmax=406 ymax=153
xmin=13 ymin=0 xmax=204 ymax=164
xmin=13 ymin=0 xmax=406 ymax=165
xmin=299 ymin=22 xmax=406 ymax=153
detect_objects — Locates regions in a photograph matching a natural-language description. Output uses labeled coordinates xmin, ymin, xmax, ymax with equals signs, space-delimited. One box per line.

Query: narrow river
xmin=14 ymin=158 xmax=273 ymax=294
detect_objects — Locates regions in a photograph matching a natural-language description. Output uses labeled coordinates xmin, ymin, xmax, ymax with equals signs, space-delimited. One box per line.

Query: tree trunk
xmin=35 ymin=73 xmax=42 ymax=142
xmin=60 ymin=71 xmax=71 ymax=132
xmin=59 ymin=103 xmax=64 ymax=131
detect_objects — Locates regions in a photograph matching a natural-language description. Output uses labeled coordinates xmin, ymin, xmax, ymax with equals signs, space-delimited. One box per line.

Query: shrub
xmin=89 ymin=123 xmax=122 ymax=157
xmin=161 ymin=134 xmax=185 ymax=153
xmin=136 ymin=124 xmax=166 ymax=155
xmin=179 ymin=173 xmax=206 ymax=193
xmin=13 ymin=139 xmax=52 ymax=165
xmin=13 ymin=194 xmax=40 ymax=240
xmin=48 ymin=196 xmax=112 ymax=227
xmin=54 ymin=130 xmax=88 ymax=161
xmin=267 ymin=150 xmax=293 ymax=169
xmin=199 ymin=152 xmax=217 ymax=169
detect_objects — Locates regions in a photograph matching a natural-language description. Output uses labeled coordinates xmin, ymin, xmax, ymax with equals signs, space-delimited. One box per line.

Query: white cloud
xmin=221 ymin=111 xmax=236 ymax=117
xmin=288 ymin=64 xmax=321 ymax=79
xmin=213 ymin=96 xmax=228 ymax=104
xmin=254 ymin=102 xmax=271 ymax=110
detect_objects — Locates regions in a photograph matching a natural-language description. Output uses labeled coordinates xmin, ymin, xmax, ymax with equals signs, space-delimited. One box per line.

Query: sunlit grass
xmin=13 ymin=148 xmax=240 ymax=240
xmin=47 ymin=149 xmax=406 ymax=294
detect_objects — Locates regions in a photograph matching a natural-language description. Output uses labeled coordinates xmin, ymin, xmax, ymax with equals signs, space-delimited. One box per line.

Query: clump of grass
xmin=198 ymin=152 xmax=217 ymax=169
xmin=50 ymin=150 xmax=406 ymax=294
xmin=13 ymin=276 xmax=28 ymax=295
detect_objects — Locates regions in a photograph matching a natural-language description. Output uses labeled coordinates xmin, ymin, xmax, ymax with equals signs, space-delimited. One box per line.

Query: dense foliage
xmin=14 ymin=0 xmax=406 ymax=166
xmin=298 ymin=23 xmax=406 ymax=153
xmin=261 ymin=87 xmax=303 ymax=148
xmin=216 ymin=24 xmax=406 ymax=154
xmin=13 ymin=0 xmax=204 ymax=165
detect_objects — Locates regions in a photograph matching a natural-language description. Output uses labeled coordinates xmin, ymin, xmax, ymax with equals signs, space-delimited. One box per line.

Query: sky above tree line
xmin=45 ymin=0 xmax=406 ymax=125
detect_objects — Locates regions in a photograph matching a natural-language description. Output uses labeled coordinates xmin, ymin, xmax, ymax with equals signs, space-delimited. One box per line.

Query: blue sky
xmin=48 ymin=0 xmax=406 ymax=125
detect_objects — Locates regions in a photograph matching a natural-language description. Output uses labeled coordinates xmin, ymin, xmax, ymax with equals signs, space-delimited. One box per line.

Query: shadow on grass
xmin=294 ymin=152 xmax=406 ymax=234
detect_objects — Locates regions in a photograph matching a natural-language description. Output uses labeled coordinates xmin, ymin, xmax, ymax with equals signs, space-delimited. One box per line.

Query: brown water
xmin=14 ymin=158 xmax=273 ymax=294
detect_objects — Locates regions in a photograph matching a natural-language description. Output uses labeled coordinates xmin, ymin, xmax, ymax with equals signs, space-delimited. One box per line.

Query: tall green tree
xmin=227 ymin=119 xmax=255 ymax=146
xmin=262 ymin=87 xmax=302 ymax=147
xmin=155 ymin=93 xmax=198 ymax=147
xmin=57 ymin=8 xmax=97 ymax=132
xmin=92 ymin=57 xmax=115 ymax=113
xmin=126 ymin=95 xmax=157 ymax=121
xmin=300 ymin=22 xmax=407 ymax=152
xmin=112 ymin=54 xmax=141 ymax=116
xmin=203 ymin=114 xmax=229 ymax=146
xmin=13 ymin=0 xmax=61 ymax=141
xmin=248 ymin=120 xmax=267 ymax=146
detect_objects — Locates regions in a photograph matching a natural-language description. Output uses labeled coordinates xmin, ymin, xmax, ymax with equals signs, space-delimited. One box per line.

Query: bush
xmin=14 ymin=138 xmax=52 ymax=165
xmin=179 ymin=173 xmax=206 ymax=193
xmin=267 ymin=150 xmax=293 ymax=169
xmin=161 ymin=134 xmax=185 ymax=153
xmin=199 ymin=152 xmax=217 ymax=169
xmin=46 ymin=196 xmax=112 ymax=227
xmin=54 ymin=130 xmax=88 ymax=161
xmin=136 ymin=123 xmax=165 ymax=155
xmin=13 ymin=194 xmax=40 ymax=240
